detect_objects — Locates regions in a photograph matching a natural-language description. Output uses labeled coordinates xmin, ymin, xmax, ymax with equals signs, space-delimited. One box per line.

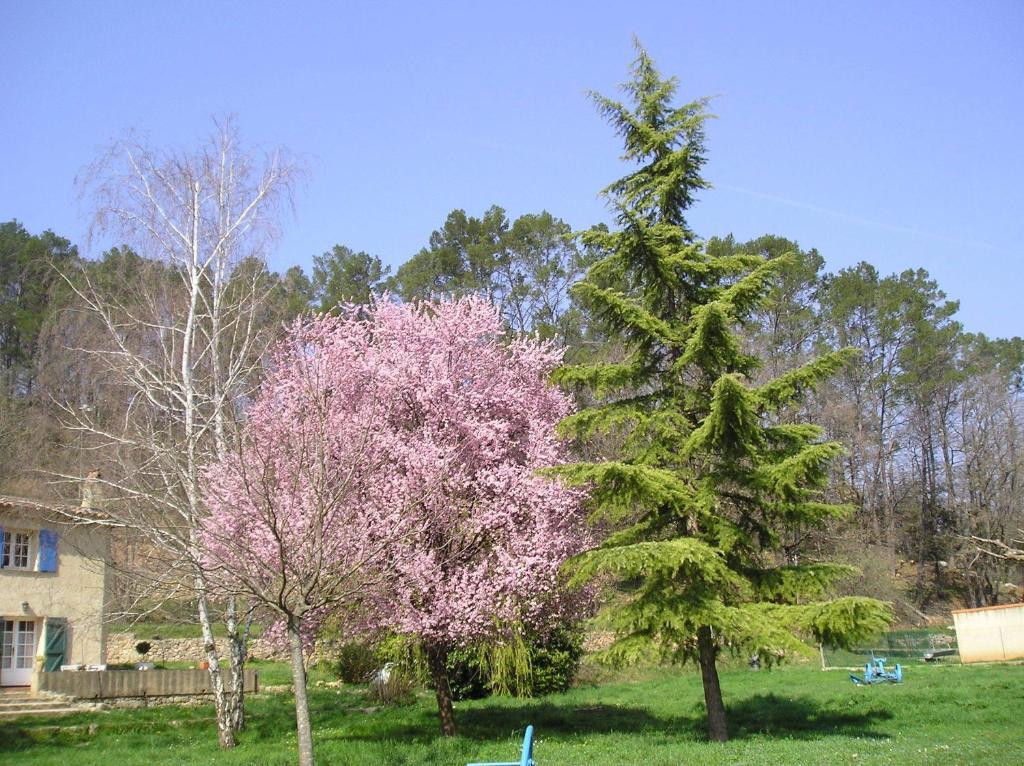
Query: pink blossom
xmin=200 ymin=296 xmax=589 ymax=650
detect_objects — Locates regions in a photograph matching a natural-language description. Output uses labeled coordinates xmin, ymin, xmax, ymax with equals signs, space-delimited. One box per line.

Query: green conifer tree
xmin=555 ymin=44 xmax=892 ymax=743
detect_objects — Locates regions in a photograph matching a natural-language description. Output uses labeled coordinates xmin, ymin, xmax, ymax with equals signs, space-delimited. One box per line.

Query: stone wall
xmin=107 ymin=632 xmax=287 ymax=665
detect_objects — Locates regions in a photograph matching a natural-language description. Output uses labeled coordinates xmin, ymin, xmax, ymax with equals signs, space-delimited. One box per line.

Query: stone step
xmin=0 ymin=692 xmax=64 ymax=699
xmin=0 ymin=699 xmax=70 ymax=710
xmin=0 ymin=697 xmax=46 ymax=702
xmin=0 ymin=706 xmax=82 ymax=718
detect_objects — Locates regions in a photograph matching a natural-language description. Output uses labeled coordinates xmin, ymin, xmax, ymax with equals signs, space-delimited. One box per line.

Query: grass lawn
xmin=2 ymin=661 xmax=1021 ymax=765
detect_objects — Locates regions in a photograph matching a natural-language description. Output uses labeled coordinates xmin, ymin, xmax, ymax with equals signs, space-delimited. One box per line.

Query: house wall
xmin=0 ymin=509 xmax=109 ymax=669
xmin=952 ymin=603 xmax=1024 ymax=663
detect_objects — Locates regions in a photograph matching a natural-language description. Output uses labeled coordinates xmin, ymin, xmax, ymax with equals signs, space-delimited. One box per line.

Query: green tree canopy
xmin=0 ymin=220 xmax=78 ymax=395
xmin=312 ymin=244 xmax=389 ymax=311
xmin=389 ymin=206 xmax=507 ymax=302
xmin=388 ymin=206 xmax=592 ymax=341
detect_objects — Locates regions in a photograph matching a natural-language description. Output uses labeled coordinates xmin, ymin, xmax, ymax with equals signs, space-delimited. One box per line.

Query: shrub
xmin=368 ymin=664 xmax=418 ymax=706
xmin=374 ymin=633 xmax=427 ymax=684
xmin=445 ymin=624 xmax=585 ymax=699
xmin=446 ymin=645 xmax=490 ymax=701
xmin=527 ymin=626 xmax=584 ymax=696
xmin=332 ymin=641 xmax=378 ymax=684
xmin=322 ymin=625 xmax=585 ymax=699
xmin=134 ymin=641 xmax=152 ymax=657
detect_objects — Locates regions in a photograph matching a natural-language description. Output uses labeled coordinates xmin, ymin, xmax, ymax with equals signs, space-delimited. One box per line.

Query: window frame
xmin=1 ymin=619 xmax=13 ymax=669
xmin=1 ymin=529 xmax=36 ymax=571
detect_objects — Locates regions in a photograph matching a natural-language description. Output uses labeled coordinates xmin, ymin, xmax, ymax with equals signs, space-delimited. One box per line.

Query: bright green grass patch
xmin=2 ymin=662 xmax=1021 ymax=765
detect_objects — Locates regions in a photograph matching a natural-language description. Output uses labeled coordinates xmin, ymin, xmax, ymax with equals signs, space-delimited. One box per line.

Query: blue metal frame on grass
xmin=468 ymin=724 xmax=535 ymax=766
xmin=850 ymin=656 xmax=903 ymax=685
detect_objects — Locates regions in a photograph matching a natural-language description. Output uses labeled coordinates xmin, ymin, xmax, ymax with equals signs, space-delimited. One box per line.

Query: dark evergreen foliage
xmin=0 ymin=220 xmax=78 ymax=394
xmin=554 ymin=44 xmax=891 ymax=741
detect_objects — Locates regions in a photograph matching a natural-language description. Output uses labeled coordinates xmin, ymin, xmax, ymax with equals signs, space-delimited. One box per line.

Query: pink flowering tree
xmin=360 ymin=297 xmax=590 ymax=736
xmin=201 ymin=297 xmax=587 ymax=759
xmin=200 ymin=310 xmax=438 ymax=766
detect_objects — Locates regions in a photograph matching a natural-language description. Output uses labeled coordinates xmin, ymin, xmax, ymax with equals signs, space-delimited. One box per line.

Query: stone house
xmin=0 ymin=496 xmax=110 ymax=687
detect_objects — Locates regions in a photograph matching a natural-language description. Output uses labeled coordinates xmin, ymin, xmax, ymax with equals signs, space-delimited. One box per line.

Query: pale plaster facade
xmin=0 ymin=497 xmax=110 ymax=686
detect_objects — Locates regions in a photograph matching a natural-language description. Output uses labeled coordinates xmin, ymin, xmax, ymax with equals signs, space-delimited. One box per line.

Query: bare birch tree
xmin=57 ymin=118 xmax=301 ymax=747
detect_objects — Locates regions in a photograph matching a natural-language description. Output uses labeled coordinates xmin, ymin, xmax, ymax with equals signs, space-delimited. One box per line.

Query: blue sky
xmin=3 ymin=0 xmax=1022 ymax=337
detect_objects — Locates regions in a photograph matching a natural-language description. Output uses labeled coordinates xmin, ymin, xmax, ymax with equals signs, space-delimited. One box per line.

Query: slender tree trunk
xmin=426 ymin=643 xmax=457 ymax=736
xmin=697 ymin=626 xmax=728 ymax=742
xmin=287 ymin=619 xmax=315 ymax=766
xmin=196 ymin=587 xmax=235 ymax=748
xmin=226 ymin=597 xmax=246 ymax=732
xmin=938 ymin=415 xmax=960 ymax=530
xmin=181 ymin=205 xmax=240 ymax=748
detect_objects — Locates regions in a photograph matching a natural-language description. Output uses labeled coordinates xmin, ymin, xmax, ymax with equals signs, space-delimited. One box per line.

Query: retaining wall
xmin=107 ymin=632 xmax=287 ymax=664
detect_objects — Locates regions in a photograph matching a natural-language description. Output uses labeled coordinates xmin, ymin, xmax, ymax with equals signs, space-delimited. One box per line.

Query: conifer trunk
xmin=287 ymin=620 xmax=315 ymax=766
xmin=697 ymin=625 xmax=728 ymax=742
xmin=426 ymin=643 xmax=457 ymax=736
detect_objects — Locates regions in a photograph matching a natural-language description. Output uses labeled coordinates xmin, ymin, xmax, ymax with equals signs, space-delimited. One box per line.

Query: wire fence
xmin=820 ymin=629 xmax=958 ymax=669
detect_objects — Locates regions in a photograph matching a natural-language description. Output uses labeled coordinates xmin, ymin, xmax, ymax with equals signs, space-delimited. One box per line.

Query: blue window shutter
xmin=0 ymin=524 xmax=5 ymax=568
xmin=39 ymin=528 xmax=59 ymax=572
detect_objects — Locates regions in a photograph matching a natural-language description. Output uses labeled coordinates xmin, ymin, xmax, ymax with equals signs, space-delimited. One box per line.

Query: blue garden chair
xmin=467 ymin=724 xmax=535 ymax=766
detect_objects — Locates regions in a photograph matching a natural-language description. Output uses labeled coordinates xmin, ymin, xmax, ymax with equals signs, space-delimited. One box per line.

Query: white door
xmin=1 ymin=619 xmax=37 ymax=686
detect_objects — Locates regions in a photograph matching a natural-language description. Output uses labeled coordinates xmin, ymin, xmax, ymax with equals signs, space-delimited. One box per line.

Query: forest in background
xmin=2 ymin=197 xmax=1023 ymax=621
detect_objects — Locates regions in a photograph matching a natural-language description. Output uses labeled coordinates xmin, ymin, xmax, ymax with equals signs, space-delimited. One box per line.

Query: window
xmin=0 ymin=527 xmax=57 ymax=572
xmin=1 ymin=530 xmax=34 ymax=570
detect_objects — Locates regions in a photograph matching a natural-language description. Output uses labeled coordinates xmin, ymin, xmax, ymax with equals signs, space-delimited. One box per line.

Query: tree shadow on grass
xmin=457 ymin=700 xmax=695 ymax=739
xmin=336 ymin=692 xmax=892 ymax=745
xmin=0 ymin=689 xmax=894 ymax=757
xmin=726 ymin=693 xmax=893 ymax=740
xmin=0 ymin=723 xmax=35 ymax=754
